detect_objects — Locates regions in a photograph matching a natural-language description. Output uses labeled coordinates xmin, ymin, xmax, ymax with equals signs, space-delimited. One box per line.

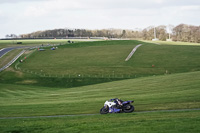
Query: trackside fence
xmin=13 ymin=67 xmax=143 ymax=79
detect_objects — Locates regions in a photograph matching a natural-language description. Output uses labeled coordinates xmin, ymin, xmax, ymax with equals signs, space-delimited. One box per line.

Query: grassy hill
xmin=1 ymin=40 xmax=200 ymax=88
xmin=0 ymin=40 xmax=200 ymax=132
xmin=16 ymin=40 xmax=200 ymax=77
xmin=0 ymin=71 xmax=200 ymax=132
xmin=0 ymin=70 xmax=199 ymax=117
xmin=0 ymin=111 xmax=199 ymax=133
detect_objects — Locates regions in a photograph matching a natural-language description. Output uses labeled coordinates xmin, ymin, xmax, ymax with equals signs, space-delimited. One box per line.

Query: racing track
xmin=0 ymin=46 xmax=30 ymax=58
xmin=0 ymin=44 xmax=60 ymax=72
xmin=0 ymin=46 xmax=30 ymax=72
xmin=0 ymin=47 xmax=15 ymax=58
xmin=0 ymin=108 xmax=199 ymax=120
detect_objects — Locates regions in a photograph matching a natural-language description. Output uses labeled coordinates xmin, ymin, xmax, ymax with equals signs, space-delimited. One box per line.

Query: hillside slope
xmin=0 ymin=71 xmax=200 ymax=117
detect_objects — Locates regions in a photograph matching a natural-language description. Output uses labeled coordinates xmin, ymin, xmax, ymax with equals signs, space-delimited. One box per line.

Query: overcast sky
xmin=0 ymin=0 xmax=200 ymax=38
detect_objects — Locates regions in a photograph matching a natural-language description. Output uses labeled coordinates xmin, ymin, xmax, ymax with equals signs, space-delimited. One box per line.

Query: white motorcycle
xmin=100 ymin=98 xmax=134 ymax=114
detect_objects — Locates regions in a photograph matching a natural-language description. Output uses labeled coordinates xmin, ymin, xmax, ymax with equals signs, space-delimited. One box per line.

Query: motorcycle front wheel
xmin=100 ymin=106 xmax=109 ymax=114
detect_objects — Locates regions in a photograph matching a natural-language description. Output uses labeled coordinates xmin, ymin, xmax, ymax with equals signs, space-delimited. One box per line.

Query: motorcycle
xmin=100 ymin=98 xmax=134 ymax=114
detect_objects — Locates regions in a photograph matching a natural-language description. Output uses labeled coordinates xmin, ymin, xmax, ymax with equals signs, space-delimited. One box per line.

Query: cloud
xmin=180 ymin=5 xmax=200 ymax=10
xmin=0 ymin=0 xmax=200 ymax=38
xmin=24 ymin=6 xmax=48 ymax=17
xmin=0 ymin=0 xmax=48 ymax=4
xmin=22 ymin=0 xmax=85 ymax=17
xmin=14 ymin=0 xmax=200 ymax=18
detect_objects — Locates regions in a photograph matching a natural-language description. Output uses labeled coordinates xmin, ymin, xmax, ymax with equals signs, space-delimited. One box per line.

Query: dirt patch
xmin=24 ymin=50 xmax=34 ymax=55
xmin=16 ymin=80 xmax=37 ymax=84
xmin=5 ymin=67 xmax=24 ymax=77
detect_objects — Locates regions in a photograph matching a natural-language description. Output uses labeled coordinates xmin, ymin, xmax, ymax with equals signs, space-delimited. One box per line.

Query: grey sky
xmin=0 ymin=0 xmax=200 ymax=38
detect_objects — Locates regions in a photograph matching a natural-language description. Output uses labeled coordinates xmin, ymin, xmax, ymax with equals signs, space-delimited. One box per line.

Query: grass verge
xmin=0 ymin=110 xmax=199 ymax=133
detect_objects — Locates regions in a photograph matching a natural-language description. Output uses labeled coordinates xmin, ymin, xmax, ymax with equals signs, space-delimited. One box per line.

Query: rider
xmin=110 ymin=98 xmax=123 ymax=108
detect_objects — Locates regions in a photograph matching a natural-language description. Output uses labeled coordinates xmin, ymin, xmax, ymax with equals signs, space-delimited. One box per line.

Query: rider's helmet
xmin=116 ymin=98 xmax=122 ymax=105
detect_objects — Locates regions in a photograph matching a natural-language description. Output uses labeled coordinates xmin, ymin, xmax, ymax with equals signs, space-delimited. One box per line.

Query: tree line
xmin=15 ymin=24 xmax=200 ymax=43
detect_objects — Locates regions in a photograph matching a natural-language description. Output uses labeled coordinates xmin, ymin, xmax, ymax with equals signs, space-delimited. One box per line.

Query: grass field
xmin=144 ymin=40 xmax=200 ymax=46
xmin=0 ymin=39 xmax=101 ymax=49
xmin=0 ymin=70 xmax=200 ymax=117
xmin=0 ymin=111 xmax=199 ymax=133
xmin=16 ymin=40 xmax=200 ymax=76
xmin=0 ymin=70 xmax=200 ymax=132
xmin=0 ymin=40 xmax=200 ymax=132
xmin=1 ymin=40 xmax=199 ymax=88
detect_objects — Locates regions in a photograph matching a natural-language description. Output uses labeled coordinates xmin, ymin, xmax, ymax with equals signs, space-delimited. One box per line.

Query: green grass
xmin=0 ymin=71 xmax=199 ymax=117
xmin=0 ymin=71 xmax=200 ymax=132
xmin=0 ymin=39 xmax=102 ymax=49
xmin=0 ymin=70 xmax=200 ymax=132
xmin=0 ymin=40 xmax=200 ymax=132
xmin=1 ymin=40 xmax=200 ymax=88
xmin=18 ymin=41 xmax=139 ymax=76
xmin=0 ymin=111 xmax=199 ymax=133
xmin=17 ymin=40 xmax=200 ymax=77
xmin=143 ymin=40 xmax=200 ymax=46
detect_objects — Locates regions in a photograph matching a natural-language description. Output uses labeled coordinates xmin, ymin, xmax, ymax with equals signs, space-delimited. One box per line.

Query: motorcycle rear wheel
xmin=123 ymin=105 xmax=134 ymax=113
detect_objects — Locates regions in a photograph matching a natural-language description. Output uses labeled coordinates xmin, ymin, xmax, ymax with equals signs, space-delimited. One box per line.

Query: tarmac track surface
xmin=0 ymin=46 xmax=30 ymax=58
xmin=0 ymin=47 xmax=15 ymax=58
xmin=0 ymin=108 xmax=199 ymax=120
